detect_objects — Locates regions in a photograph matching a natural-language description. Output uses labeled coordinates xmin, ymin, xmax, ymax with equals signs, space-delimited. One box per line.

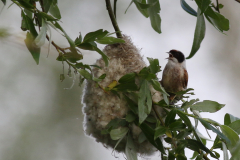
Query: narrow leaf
xmin=224 ymin=113 xmax=240 ymax=125
xmin=125 ymin=133 xmax=138 ymax=160
xmin=222 ymin=142 xmax=229 ymax=160
xmin=118 ymin=73 xmax=136 ymax=84
xmin=190 ymin=100 xmax=225 ymax=113
xmin=180 ymin=0 xmax=197 ymax=17
xmin=83 ymin=29 xmax=108 ymax=43
xmin=154 ymin=126 xmax=167 ymax=140
xmin=187 ymin=7 xmax=206 ymax=59
xmin=42 ymin=0 xmax=53 ymax=13
xmin=1 ymin=0 xmax=6 ymax=5
xmin=138 ymin=79 xmax=152 ymax=123
xmin=24 ymin=32 xmax=41 ymax=65
xmin=139 ymin=122 xmax=166 ymax=154
xmin=199 ymin=118 xmax=230 ymax=143
xmin=147 ymin=0 xmax=161 ymax=33
xmin=110 ymin=127 xmax=128 ymax=140
xmin=78 ymin=69 xmax=92 ymax=80
xmin=92 ymin=45 xmax=109 ymax=67
xmin=147 ymin=57 xmax=161 ymax=74
xmin=228 ymin=119 xmax=240 ymax=134
xmin=220 ymin=125 xmax=239 ymax=152
xmin=165 ymin=109 xmax=177 ymax=126
xmin=49 ymin=4 xmax=61 ymax=19
xmin=230 ymin=140 xmax=240 ymax=160
xmin=133 ymin=0 xmax=149 ymax=18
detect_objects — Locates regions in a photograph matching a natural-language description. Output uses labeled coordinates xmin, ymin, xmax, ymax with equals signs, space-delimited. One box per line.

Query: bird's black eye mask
xmin=169 ymin=50 xmax=185 ymax=63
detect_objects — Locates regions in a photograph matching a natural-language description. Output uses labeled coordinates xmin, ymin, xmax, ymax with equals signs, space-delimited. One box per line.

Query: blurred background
xmin=0 ymin=0 xmax=240 ymax=160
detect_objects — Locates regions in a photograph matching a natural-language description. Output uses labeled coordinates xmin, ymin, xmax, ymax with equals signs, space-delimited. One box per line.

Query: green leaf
xmin=198 ymin=0 xmax=211 ymax=14
xmin=83 ymin=29 xmax=108 ymax=43
xmin=186 ymin=7 xmax=206 ymax=59
xmin=93 ymin=74 xmax=106 ymax=82
xmin=150 ymin=79 xmax=169 ymax=105
xmin=21 ymin=10 xmax=38 ymax=38
xmin=53 ymin=22 xmax=75 ymax=49
xmin=75 ymin=62 xmax=91 ymax=70
xmin=92 ymin=45 xmax=109 ymax=67
xmin=181 ymin=99 xmax=199 ymax=110
xmin=38 ymin=12 xmax=58 ymax=21
xmin=184 ymin=139 xmax=217 ymax=158
xmin=190 ymin=100 xmax=225 ymax=113
xmin=176 ymin=154 xmax=187 ymax=160
xmin=224 ymin=113 xmax=240 ymax=125
xmin=75 ymin=34 xmax=82 ymax=46
xmin=64 ymin=52 xmax=83 ymax=63
xmin=49 ymin=4 xmax=61 ymax=19
xmin=126 ymin=112 xmax=137 ymax=122
xmin=110 ymin=127 xmax=129 ymax=140
xmin=138 ymin=132 xmax=147 ymax=143
xmin=199 ymin=118 xmax=230 ymax=143
xmin=125 ymin=133 xmax=138 ymax=160
xmin=118 ymin=73 xmax=136 ymax=84
xmin=114 ymin=83 xmax=138 ymax=92
xmin=96 ymin=36 xmax=125 ymax=44
xmin=165 ymin=109 xmax=177 ymax=126
xmin=24 ymin=32 xmax=41 ymax=65
xmin=138 ymin=67 xmax=156 ymax=80
xmin=230 ymin=140 xmax=240 ymax=160
xmin=133 ymin=0 xmax=149 ymax=18
xmin=14 ymin=0 xmax=34 ymax=11
xmin=42 ymin=0 xmax=53 ymax=13
xmin=154 ymin=126 xmax=167 ymax=140
xmin=228 ymin=119 xmax=240 ymax=134
xmin=147 ymin=0 xmax=161 ymax=33
xmin=180 ymin=0 xmax=197 ymax=17
xmin=139 ymin=122 xmax=166 ymax=154
xmin=220 ymin=125 xmax=239 ymax=152
xmin=123 ymin=94 xmax=138 ymax=114
xmin=147 ymin=57 xmax=161 ymax=74
xmin=176 ymin=110 xmax=192 ymax=129
xmin=138 ymin=79 xmax=152 ymax=124
xmin=78 ymin=69 xmax=92 ymax=80
xmin=176 ymin=129 xmax=192 ymax=139
xmin=1 ymin=0 xmax=6 ymax=5
xmin=169 ymin=121 xmax=186 ymax=131
xmin=90 ymin=65 xmax=102 ymax=69
xmin=195 ymin=0 xmax=229 ymax=32
xmin=125 ymin=0 xmax=133 ymax=14
xmin=135 ymin=0 xmax=157 ymax=9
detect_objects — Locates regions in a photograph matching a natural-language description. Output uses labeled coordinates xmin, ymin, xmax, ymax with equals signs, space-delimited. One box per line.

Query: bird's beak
xmin=166 ymin=52 xmax=170 ymax=59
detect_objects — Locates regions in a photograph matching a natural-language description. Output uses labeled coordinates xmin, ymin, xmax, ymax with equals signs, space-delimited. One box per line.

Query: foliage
xmin=1 ymin=0 xmax=240 ymax=160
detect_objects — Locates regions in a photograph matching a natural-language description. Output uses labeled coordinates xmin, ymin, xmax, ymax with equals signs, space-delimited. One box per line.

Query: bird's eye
xmin=169 ymin=54 xmax=173 ymax=58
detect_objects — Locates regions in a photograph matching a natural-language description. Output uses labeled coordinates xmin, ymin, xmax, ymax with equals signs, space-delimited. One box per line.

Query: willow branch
xmin=105 ymin=0 xmax=123 ymax=38
xmin=114 ymin=0 xmax=117 ymax=18
xmin=216 ymin=0 xmax=220 ymax=13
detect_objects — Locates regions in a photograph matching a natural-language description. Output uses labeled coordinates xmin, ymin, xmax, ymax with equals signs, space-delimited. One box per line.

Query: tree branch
xmin=105 ymin=0 xmax=123 ymax=38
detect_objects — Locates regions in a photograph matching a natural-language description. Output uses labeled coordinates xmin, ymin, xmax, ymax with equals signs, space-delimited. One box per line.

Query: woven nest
xmin=82 ymin=35 xmax=163 ymax=155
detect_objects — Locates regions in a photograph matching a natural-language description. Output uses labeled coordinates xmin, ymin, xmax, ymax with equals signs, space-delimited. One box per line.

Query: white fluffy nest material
xmin=82 ymin=35 xmax=163 ymax=155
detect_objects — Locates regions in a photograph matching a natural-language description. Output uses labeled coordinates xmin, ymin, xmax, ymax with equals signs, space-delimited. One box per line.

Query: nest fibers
xmin=82 ymin=35 xmax=163 ymax=155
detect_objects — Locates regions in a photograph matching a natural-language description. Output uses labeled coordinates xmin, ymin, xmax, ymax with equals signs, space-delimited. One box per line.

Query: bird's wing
xmin=183 ymin=69 xmax=188 ymax=89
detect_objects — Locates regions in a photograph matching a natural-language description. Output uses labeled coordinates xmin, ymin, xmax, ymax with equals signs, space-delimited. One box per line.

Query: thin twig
xmin=152 ymin=104 xmax=165 ymax=126
xmin=105 ymin=0 xmax=123 ymax=38
xmin=114 ymin=0 xmax=117 ymax=18
xmin=216 ymin=0 xmax=220 ymax=13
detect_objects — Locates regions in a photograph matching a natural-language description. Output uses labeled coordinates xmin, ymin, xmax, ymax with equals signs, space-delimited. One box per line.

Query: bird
xmin=161 ymin=49 xmax=188 ymax=101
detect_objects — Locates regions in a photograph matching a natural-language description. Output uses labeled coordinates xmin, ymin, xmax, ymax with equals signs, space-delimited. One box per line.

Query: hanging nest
xmin=82 ymin=35 xmax=164 ymax=155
